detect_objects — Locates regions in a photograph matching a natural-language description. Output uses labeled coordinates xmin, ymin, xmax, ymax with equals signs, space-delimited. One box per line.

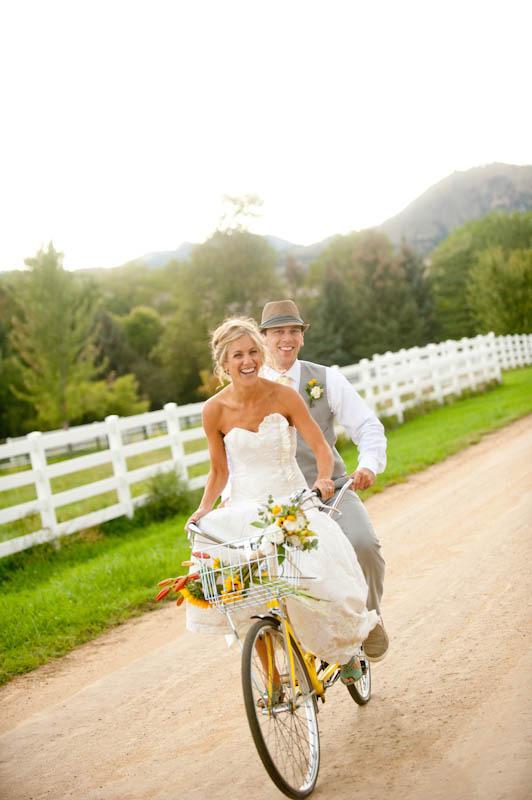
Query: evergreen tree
xmin=10 ymin=244 xmax=100 ymax=428
xmin=428 ymin=211 xmax=532 ymax=338
xmin=9 ymin=244 xmax=148 ymax=429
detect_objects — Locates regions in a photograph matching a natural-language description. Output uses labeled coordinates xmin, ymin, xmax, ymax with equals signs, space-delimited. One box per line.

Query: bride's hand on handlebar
xmin=312 ymin=478 xmax=335 ymax=501
xmin=186 ymin=507 xmax=210 ymax=528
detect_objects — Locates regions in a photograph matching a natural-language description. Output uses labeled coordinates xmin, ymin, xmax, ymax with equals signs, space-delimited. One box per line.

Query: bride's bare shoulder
xmin=202 ymin=391 xmax=229 ymax=427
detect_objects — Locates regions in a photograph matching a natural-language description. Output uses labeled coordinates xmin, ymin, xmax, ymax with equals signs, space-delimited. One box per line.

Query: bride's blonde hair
xmin=211 ymin=317 xmax=266 ymax=385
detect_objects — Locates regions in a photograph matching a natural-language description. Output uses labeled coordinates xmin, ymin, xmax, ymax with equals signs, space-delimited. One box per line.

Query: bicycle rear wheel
xmin=345 ymin=649 xmax=371 ymax=705
xmin=242 ymin=618 xmax=320 ymax=799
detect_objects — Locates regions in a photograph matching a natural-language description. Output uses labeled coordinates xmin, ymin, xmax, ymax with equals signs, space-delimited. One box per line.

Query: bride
xmin=186 ymin=317 xmax=378 ymax=682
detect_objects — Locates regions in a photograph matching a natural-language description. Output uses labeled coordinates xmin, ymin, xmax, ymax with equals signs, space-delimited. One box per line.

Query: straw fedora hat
xmin=259 ymin=300 xmax=310 ymax=331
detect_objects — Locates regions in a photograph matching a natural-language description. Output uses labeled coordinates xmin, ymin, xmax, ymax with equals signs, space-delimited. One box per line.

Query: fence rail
xmin=1 ymin=332 xmax=531 ymax=558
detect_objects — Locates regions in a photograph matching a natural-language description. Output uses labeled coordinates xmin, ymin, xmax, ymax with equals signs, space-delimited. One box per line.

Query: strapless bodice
xmin=224 ymin=413 xmax=308 ymax=504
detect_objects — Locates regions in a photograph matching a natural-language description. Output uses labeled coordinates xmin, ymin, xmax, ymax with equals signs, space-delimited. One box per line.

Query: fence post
xmin=388 ymin=350 xmax=404 ymax=423
xmin=105 ymin=414 xmax=134 ymax=518
xmin=427 ymin=343 xmax=444 ymax=404
xmin=164 ymin=402 xmax=189 ymax=484
xmin=485 ymin=332 xmax=501 ymax=383
xmin=357 ymin=358 xmax=375 ymax=410
xmin=28 ymin=431 xmax=58 ymax=536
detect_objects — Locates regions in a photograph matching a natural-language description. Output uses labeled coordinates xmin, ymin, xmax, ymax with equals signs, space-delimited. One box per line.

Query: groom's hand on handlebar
xmin=350 ymin=468 xmax=376 ymax=491
xmin=312 ymin=478 xmax=335 ymax=501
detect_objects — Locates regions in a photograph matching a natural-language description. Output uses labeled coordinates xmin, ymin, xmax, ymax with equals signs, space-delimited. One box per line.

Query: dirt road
xmin=1 ymin=416 xmax=531 ymax=800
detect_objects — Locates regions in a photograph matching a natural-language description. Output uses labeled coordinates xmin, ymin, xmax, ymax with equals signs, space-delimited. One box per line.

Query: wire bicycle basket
xmin=192 ymin=535 xmax=304 ymax=613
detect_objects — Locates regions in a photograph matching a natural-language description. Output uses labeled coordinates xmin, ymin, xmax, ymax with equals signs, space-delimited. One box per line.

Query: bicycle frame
xmin=262 ymin=597 xmax=340 ymax=710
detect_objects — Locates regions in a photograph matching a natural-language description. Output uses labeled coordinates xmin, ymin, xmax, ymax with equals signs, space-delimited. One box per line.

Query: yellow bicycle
xmin=187 ymin=485 xmax=371 ymax=799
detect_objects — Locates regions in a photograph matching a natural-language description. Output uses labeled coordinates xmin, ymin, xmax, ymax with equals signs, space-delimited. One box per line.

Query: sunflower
xmin=180 ymin=586 xmax=211 ymax=609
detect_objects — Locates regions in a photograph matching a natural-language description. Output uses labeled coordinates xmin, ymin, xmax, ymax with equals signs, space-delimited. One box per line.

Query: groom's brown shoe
xmin=363 ymin=620 xmax=389 ymax=662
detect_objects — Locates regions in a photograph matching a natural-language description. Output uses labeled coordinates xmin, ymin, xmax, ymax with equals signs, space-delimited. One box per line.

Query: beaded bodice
xmin=224 ymin=413 xmax=308 ymax=504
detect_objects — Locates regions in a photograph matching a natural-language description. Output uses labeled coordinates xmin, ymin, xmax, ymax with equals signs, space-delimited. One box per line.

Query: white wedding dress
xmin=186 ymin=413 xmax=378 ymax=663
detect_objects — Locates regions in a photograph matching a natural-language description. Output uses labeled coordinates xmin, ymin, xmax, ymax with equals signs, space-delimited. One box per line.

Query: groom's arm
xmin=326 ymin=367 xmax=387 ymax=479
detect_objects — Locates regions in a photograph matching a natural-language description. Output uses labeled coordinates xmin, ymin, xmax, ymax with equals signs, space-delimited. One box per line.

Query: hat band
xmin=260 ymin=314 xmax=307 ymax=329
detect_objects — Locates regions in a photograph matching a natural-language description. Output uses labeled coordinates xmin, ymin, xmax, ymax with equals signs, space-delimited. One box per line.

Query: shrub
xmin=136 ymin=470 xmax=193 ymax=523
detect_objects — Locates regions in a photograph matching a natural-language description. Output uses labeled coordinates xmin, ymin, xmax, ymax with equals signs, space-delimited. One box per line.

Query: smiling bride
xmin=185 ymin=317 xmax=378 ymax=681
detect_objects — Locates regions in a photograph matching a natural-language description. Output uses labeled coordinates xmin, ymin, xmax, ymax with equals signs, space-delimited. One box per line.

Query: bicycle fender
xmin=250 ymin=614 xmax=280 ymax=627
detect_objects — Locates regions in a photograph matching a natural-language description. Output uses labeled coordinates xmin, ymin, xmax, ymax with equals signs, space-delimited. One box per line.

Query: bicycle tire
xmin=242 ymin=618 xmax=320 ymax=799
xmin=345 ymin=651 xmax=371 ymax=706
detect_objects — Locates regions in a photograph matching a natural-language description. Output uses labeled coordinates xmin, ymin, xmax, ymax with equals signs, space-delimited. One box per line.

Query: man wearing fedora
xmin=259 ymin=299 xmax=388 ymax=661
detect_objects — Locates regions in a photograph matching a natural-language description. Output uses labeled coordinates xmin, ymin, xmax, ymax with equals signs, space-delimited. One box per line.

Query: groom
xmin=259 ymin=299 xmax=389 ymax=661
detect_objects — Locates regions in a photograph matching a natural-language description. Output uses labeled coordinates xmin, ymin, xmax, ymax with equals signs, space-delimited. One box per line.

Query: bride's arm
xmin=283 ymin=389 xmax=335 ymax=500
xmin=187 ymin=402 xmax=229 ymax=524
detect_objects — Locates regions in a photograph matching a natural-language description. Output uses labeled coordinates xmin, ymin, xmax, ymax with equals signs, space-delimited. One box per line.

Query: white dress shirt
xmin=261 ymin=361 xmax=387 ymax=476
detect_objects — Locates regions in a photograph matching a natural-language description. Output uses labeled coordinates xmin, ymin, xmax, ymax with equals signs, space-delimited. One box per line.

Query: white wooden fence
xmin=1 ymin=332 xmax=531 ymax=558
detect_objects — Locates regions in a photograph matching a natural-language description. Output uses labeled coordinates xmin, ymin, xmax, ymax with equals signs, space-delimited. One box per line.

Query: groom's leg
xmin=326 ymin=489 xmax=385 ymax=615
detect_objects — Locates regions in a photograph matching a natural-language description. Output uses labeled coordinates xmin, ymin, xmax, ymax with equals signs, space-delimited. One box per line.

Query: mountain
xmin=136 ymin=235 xmax=331 ymax=271
xmin=129 ymin=163 xmax=532 ymax=270
xmin=140 ymin=242 xmax=195 ymax=268
xmin=380 ymin=163 xmax=532 ymax=255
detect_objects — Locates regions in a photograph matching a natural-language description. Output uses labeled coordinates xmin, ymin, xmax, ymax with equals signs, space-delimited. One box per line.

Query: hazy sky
xmin=1 ymin=0 xmax=531 ymax=271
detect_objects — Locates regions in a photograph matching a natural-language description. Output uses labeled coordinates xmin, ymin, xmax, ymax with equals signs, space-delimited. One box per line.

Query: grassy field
xmin=0 ymin=366 xmax=531 ymax=685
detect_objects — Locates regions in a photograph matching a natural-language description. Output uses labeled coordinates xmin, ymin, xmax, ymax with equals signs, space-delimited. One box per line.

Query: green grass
xmin=0 ymin=515 xmax=193 ymax=683
xmin=0 ymin=366 xmax=531 ymax=685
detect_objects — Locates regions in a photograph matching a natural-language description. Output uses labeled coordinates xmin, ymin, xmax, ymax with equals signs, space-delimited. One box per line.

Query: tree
xmin=10 ymin=244 xmax=101 ymax=428
xmin=304 ymin=230 xmax=430 ymax=364
xmin=428 ymin=211 xmax=532 ymax=338
xmin=218 ymin=194 xmax=264 ymax=232
xmin=467 ymin=247 xmax=532 ymax=334
xmin=156 ymin=228 xmax=281 ymax=402
xmin=121 ymin=306 xmax=163 ymax=357
xmin=69 ymin=373 xmax=149 ymax=423
xmin=9 ymin=244 xmax=148 ymax=430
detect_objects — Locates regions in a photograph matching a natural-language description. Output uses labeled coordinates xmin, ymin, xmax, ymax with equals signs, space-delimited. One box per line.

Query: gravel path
xmin=1 ymin=416 xmax=531 ymax=800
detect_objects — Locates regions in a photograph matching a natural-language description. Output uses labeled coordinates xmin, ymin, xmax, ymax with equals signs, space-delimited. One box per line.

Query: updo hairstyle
xmin=211 ymin=317 xmax=266 ymax=385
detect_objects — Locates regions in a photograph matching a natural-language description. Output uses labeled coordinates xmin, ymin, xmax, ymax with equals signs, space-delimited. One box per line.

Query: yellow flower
xmin=221 ymin=575 xmax=244 ymax=604
xmin=286 ymin=514 xmax=296 ymax=521
xmin=212 ymin=557 xmax=221 ymax=569
xmin=308 ymin=378 xmax=317 ymax=386
xmin=224 ymin=576 xmax=243 ymax=593
xmin=180 ymin=587 xmax=211 ymax=609
xmin=276 ymin=518 xmax=285 ymax=526
xmin=271 ymin=505 xmax=282 ymax=515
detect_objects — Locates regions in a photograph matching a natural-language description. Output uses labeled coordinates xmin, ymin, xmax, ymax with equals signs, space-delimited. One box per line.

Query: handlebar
xmin=186 ymin=476 xmax=354 ymax=541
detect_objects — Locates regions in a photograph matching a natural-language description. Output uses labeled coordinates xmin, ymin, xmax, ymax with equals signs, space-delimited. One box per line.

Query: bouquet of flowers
xmin=252 ymin=494 xmax=318 ymax=560
xmin=156 ymin=496 xmax=318 ymax=609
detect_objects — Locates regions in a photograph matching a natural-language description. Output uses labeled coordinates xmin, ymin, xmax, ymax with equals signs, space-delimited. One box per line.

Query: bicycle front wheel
xmin=242 ymin=618 xmax=320 ymax=799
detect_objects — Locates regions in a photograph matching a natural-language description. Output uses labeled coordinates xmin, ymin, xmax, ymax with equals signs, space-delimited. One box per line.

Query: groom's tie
xmin=275 ymin=374 xmax=293 ymax=387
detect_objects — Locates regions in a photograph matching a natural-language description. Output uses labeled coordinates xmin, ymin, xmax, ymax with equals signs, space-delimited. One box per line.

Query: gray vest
xmin=296 ymin=361 xmax=347 ymax=485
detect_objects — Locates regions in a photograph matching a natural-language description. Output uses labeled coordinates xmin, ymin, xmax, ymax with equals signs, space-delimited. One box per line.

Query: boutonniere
xmin=305 ymin=378 xmax=324 ymax=406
